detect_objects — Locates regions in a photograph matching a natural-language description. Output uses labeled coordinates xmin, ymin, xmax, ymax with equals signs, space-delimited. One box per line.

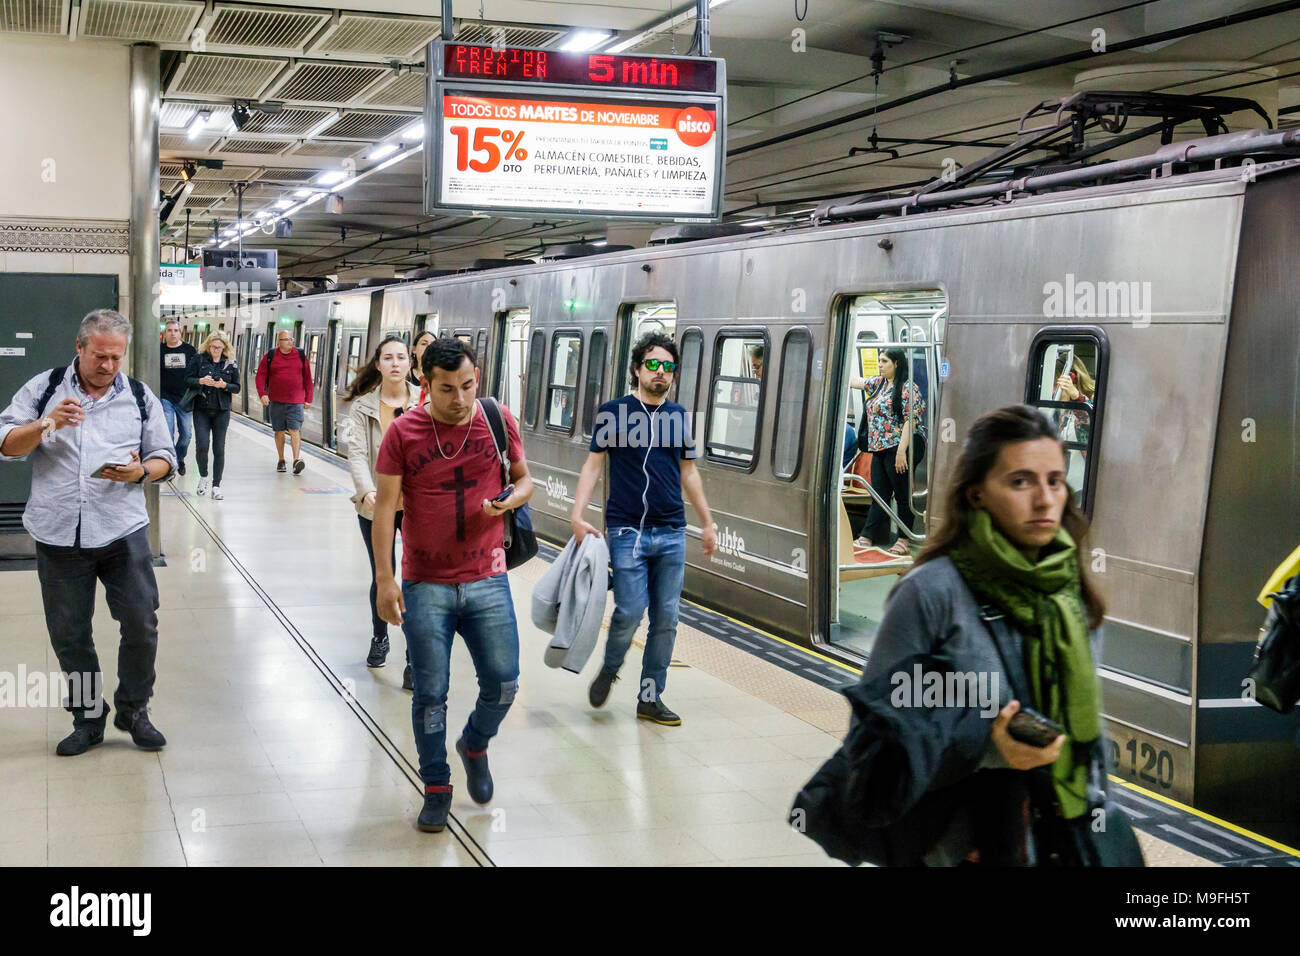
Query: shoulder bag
xmin=479 ymin=397 xmax=537 ymax=569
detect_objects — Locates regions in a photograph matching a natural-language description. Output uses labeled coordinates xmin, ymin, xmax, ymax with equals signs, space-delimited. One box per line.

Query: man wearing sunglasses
xmin=571 ymin=332 xmax=717 ymax=725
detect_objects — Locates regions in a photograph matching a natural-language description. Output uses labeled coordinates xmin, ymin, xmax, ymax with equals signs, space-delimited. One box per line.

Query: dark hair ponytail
xmin=345 ymin=335 xmax=409 ymax=401
xmin=885 ymin=348 xmax=909 ymax=424
xmin=911 ymin=403 xmax=1106 ymax=628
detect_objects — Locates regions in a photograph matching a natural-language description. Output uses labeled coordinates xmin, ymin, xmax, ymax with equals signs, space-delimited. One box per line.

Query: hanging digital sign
xmin=425 ymin=41 xmax=726 ymax=222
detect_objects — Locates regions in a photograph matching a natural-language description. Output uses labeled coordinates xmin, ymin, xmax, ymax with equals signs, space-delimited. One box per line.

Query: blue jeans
xmin=161 ymin=398 xmax=192 ymax=462
xmin=401 ymin=574 xmax=520 ymax=786
xmin=603 ymin=526 xmax=686 ymax=701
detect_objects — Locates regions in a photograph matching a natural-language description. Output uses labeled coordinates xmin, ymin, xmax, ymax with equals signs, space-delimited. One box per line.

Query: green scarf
xmin=948 ymin=508 xmax=1100 ymax=819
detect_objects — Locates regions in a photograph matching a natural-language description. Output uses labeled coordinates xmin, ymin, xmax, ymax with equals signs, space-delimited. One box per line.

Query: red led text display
xmin=443 ymin=43 xmax=720 ymax=94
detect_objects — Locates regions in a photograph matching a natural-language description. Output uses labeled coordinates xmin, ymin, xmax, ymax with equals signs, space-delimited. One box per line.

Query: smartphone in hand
xmin=90 ymin=461 xmax=129 ymax=479
xmin=1006 ymin=707 xmax=1064 ymax=748
xmin=491 ymin=484 xmax=515 ymax=503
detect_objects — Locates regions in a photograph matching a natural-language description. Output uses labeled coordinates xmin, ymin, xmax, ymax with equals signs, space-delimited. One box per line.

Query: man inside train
xmin=371 ymin=337 xmax=533 ymax=833
xmin=570 ymin=332 xmax=718 ymax=726
xmin=254 ymin=329 xmax=313 ymax=475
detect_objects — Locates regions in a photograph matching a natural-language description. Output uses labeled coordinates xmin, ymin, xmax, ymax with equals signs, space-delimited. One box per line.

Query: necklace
xmin=430 ymin=401 xmax=476 ymax=459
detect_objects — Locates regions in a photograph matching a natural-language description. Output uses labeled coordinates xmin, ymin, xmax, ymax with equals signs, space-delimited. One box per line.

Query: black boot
xmin=114 ymin=707 xmax=167 ymax=750
xmin=56 ymin=725 xmax=105 ymax=756
xmin=418 ymin=784 xmax=453 ymax=832
xmin=456 ymin=736 xmax=494 ymax=804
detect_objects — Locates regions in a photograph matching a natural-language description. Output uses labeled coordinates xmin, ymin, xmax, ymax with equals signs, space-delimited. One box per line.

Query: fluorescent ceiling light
xmin=606 ymin=37 xmax=638 ymax=54
xmin=293 ymin=188 xmax=314 ymax=198
xmin=367 ymin=142 xmax=399 ymax=161
xmin=303 ymin=192 xmax=325 ymax=205
xmin=316 ymin=169 xmax=349 ymax=186
xmin=400 ymin=122 xmax=423 ymax=141
xmin=274 ymin=199 xmax=293 ymax=209
xmin=187 ymin=110 xmax=211 ymax=140
xmin=710 ymin=0 xmax=735 ymax=6
xmin=253 ymin=209 xmax=270 ymax=220
xmin=560 ymin=31 xmax=611 ymax=52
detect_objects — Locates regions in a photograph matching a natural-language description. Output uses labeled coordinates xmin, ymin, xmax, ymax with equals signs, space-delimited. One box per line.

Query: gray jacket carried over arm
xmin=533 ymin=533 xmax=611 ymax=673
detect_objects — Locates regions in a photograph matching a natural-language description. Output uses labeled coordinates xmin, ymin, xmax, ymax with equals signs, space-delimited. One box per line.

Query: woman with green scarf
xmin=858 ymin=404 xmax=1143 ymax=866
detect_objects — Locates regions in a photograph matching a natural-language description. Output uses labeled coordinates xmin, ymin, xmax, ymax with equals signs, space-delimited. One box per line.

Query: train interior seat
xmin=837 ymin=497 xmax=911 ymax=582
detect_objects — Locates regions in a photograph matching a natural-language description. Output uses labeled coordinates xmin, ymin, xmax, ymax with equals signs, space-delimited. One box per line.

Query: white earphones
xmin=634 ymin=384 xmax=660 ymax=558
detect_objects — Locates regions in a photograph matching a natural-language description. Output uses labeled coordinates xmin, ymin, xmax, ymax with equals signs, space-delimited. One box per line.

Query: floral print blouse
xmin=861 ymin=376 xmax=925 ymax=453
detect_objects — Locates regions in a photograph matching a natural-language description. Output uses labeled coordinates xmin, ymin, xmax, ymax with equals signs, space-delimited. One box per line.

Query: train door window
xmin=345 ymin=334 xmax=363 ymax=389
xmin=416 ymin=313 xmax=437 ymax=336
xmin=546 ymin=332 xmax=582 ymax=433
xmin=616 ymin=301 xmax=677 ymax=380
xmin=454 ymin=329 xmax=473 ymax=343
xmin=581 ymin=329 xmax=608 ymax=437
xmin=772 ymin=329 xmax=812 ymax=480
xmin=523 ymin=329 xmax=545 ymax=428
xmin=401 ymin=330 xmax=411 ymax=347
xmin=1025 ymin=330 xmax=1107 ymax=515
xmin=475 ymin=329 xmax=488 ymax=374
xmin=676 ymin=329 xmax=703 ymax=420
xmin=308 ymin=333 xmax=323 ymax=384
xmin=705 ymin=332 xmax=767 ymax=469
xmin=293 ymin=320 xmax=304 ymax=347
xmin=499 ymin=308 xmax=531 ymax=418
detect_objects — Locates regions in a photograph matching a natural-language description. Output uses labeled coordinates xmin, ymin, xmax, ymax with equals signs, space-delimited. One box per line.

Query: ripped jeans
xmin=401 ymin=574 xmax=520 ymax=786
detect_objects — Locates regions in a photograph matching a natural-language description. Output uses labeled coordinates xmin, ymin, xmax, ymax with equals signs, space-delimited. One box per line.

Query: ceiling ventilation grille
xmin=170 ymin=53 xmax=285 ymax=98
xmin=255 ymin=167 xmax=321 ymax=183
xmin=194 ymin=163 xmax=261 ymax=181
xmin=316 ymin=111 xmax=411 ymax=140
xmin=0 ymin=0 xmax=68 ymax=34
xmin=453 ymin=21 xmax=565 ymax=48
xmin=217 ymin=138 xmax=291 ymax=155
xmin=240 ymin=107 xmax=328 ymax=136
xmin=81 ymin=0 xmax=201 ymax=41
xmin=159 ymin=132 xmax=221 ymax=151
xmin=274 ymin=63 xmax=385 ymax=104
xmin=181 ymin=196 xmax=225 ymax=209
xmin=364 ymin=71 xmax=423 ymax=110
xmin=206 ymin=4 xmax=328 ymax=50
xmin=291 ymin=141 xmax=365 ymax=157
xmin=312 ymin=13 xmax=439 ymax=58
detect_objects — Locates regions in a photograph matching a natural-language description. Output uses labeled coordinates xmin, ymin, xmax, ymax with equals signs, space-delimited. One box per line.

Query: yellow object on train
xmin=1258 ymin=543 xmax=1300 ymax=608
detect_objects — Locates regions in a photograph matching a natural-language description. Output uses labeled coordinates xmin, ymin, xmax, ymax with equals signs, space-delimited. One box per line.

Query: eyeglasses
xmin=642 ymin=359 xmax=676 ymax=373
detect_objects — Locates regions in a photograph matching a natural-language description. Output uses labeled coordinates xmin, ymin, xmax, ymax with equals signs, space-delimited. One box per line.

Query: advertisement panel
xmin=425 ymin=42 xmax=726 ymax=221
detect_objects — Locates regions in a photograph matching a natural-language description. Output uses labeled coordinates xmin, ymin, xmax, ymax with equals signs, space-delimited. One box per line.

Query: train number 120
xmin=1107 ymin=737 xmax=1175 ymax=789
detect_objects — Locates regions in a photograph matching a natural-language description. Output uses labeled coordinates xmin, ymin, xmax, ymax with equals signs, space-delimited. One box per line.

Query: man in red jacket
xmin=255 ymin=330 xmax=314 ymax=474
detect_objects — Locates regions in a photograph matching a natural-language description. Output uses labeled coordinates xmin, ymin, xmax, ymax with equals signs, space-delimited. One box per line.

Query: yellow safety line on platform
xmin=681 ymin=598 xmax=862 ymax=674
xmin=1109 ymin=775 xmax=1300 ymax=857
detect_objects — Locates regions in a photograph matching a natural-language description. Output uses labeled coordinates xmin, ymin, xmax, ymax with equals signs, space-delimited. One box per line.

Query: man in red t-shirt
xmin=372 ymin=337 xmax=533 ymax=834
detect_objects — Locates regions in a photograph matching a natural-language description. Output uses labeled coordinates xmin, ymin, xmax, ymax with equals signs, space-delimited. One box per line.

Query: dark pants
xmin=866 ymin=444 xmax=916 ymax=544
xmin=34 ymin=526 xmax=159 ymax=728
xmin=358 ymin=511 xmax=403 ymax=640
xmin=193 ymin=406 xmax=230 ymax=484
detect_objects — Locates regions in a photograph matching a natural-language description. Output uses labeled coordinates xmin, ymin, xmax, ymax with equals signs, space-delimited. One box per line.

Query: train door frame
xmin=815 ymin=291 xmax=946 ymax=656
xmin=612 ymin=301 xmax=677 ymax=393
xmin=490 ymin=307 xmax=531 ymax=420
xmin=324 ymin=319 xmax=340 ymax=449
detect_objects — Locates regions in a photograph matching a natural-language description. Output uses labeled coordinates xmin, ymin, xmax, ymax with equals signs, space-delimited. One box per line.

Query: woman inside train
xmin=1054 ymin=353 xmax=1095 ymax=446
xmin=858 ymin=405 xmax=1141 ymax=866
xmin=850 ymin=348 xmax=926 ymax=556
xmin=344 ymin=335 xmax=421 ymax=689
xmin=411 ymin=330 xmax=436 ymax=406
xmin=186 ymin=331 xmax=241 ymax=502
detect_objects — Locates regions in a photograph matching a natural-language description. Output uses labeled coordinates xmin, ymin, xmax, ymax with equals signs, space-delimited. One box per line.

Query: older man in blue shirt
xmin=0 ymin=309 xmax=176 ymax=756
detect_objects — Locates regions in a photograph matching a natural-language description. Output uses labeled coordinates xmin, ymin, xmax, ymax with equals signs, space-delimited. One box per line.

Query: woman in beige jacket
xmin=343 ymin=335 xmax=421 ymax=686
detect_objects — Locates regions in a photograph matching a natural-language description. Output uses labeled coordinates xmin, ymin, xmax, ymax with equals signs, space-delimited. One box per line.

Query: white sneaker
xmin=211 ymin=486 xmax=224 ymax=500
xmin=197 ymin=477 xmax=209 ymax=495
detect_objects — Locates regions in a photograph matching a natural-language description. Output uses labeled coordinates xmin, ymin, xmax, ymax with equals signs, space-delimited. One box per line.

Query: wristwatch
xmin=135 ymin=469 xmax=149 ymax=485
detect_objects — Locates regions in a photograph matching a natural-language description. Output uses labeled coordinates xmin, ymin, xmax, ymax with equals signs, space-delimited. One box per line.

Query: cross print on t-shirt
xmin=442 ymin=465 xmax=478 ymax=541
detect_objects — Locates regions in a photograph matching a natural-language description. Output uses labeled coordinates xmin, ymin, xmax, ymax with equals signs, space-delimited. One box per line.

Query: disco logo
xmin=674 ymin=107 xmax=715 ymax=147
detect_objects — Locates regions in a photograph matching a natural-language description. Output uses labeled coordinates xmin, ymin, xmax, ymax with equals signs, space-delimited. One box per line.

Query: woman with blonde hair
xmin=185 ymin=331 xmax=240 ymax=500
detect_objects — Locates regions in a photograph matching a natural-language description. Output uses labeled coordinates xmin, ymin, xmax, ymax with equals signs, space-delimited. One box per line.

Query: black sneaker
xmin=176 ymin=460 xmax=186 ymax=477
xmin=418 ymin=784 xmax=453 ymax=832
xmin=636 ymin=699 xmax=682 ymax=726
xmin=402 ymin=664 xmax=413 ymax=691
xmin=366 ymin=637 xmax=390 ymax=667
xmin=456 ymin=736 xmax=494 ymax=804
xmin=276 ymin=460 xmax=287 ymax=473
xmin=56 ymin=725 xmax=104 ymax=756
xmin=114 ymin=708 xmax=166 ymax=750
xmin=293 ymin=459 xmax=305 ymax=475
xmin=588 ymin=669 xmax=618 ymax=709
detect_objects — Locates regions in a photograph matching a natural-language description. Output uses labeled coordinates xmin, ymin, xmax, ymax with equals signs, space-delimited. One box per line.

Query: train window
xmin=627 ymin=301 xmax=676 ymax=341
xmin=1024 ymin=329 xmax=1108 ymax=515
xmin=676 ymin=329 xmax=703 ymax=419
xmin=475 ymin=329 xmax=488 ymax=374
xmin=308 ymin=333 xmax=323 ymax=384
xmin=705 ymin=332 xmax=767 ymax=469
xmin=345 ymin=334 xmax=363 ymax=389
xmin=847 ymin=291 xmax=947 ymax=344
xmin=500 ymin=308 xmax=531 ymax=418
xmin=772 ymin=329 xmax=812 ymax=480
xmin=402 ymin=330 xmax=411 ymax=346
xmin=545 ymin=332 xmax=582 ymax=433
xmin=523 ymin=329 xmax=545 ymax=428
xmin=454 ymin=329 xmax=473 ymax=344
xmin=581 ymin=329 xmax=608 ymax=437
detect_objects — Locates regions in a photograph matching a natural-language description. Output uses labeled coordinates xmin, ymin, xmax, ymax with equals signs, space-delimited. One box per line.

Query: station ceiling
xmin=4 ymin=0 xmax=1300 ymax=280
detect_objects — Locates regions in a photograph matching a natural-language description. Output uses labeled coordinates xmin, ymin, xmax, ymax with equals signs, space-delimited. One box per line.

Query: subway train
xmin=177 ymin=132 xmax=1300 ymax=844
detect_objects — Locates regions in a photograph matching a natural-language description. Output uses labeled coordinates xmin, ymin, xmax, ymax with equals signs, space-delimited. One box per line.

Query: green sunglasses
xmin=642 ymin=358 xmax=677 ymax=372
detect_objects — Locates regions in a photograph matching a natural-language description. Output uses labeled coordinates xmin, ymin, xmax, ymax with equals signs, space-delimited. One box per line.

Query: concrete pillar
xmin=129 ymin=43 xmax=162 ymax=557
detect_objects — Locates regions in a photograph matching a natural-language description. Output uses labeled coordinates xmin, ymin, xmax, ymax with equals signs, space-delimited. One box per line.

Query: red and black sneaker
xmin=418 ymin=784 xmax=453 ymax=832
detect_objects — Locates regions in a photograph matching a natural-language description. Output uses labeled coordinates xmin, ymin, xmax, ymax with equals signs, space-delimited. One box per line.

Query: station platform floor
xmin=0 ymin=418 xmax=1258 ymax=867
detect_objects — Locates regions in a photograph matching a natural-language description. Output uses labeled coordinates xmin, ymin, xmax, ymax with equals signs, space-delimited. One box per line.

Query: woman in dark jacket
xmin=186 ymin=332 xmax=240 ymax=501
xmin=859 ymin=404 xmax=1142 ymax=866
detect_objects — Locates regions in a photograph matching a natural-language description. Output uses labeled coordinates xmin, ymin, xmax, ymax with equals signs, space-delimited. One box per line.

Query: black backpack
xmin=36 ymin=367 xmax=149 ymax=438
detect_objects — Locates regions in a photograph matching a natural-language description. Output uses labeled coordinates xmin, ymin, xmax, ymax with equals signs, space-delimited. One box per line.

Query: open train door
xmin=819 ymin=290 xmax=946 ymax=660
